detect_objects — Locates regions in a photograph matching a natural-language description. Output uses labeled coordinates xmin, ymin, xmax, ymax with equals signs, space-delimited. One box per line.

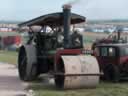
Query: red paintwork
xmin=15 ymin=36 xmax=21 ymax=45
xmin=96 ymin=56 xmax=118 ymax=70
xmin=119 ymin=56 xmax=128 ymax=65
xmin=95 ymin=46 xmax=128 ymax=71
xmin=92 ymin=39 xmax=114 ymax=50
xmin=3 ymin=36 xmax=21 ymax=46
xmin=55 ymin=49 xmax=82 ymax=65
xmin=96 ymin=55 xmax=128 ymax=73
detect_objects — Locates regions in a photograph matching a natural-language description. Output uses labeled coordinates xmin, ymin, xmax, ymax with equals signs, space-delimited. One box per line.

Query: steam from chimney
xmin=66 ymin=0 xmax=82 ymax=6
xmin=65 ymin=0 xmax=93 ymax=8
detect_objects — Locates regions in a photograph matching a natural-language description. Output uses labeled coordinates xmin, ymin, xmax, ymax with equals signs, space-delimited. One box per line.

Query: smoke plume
xmin=65 ymin=0 xmax=94 ymax=8
xmin=66 ymin=0 xmax=82 ymax=6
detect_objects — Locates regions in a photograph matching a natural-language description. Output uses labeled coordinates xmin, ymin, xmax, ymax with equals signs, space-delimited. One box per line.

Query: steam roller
xmin=18 ymin=4 xmax=100 ymax=89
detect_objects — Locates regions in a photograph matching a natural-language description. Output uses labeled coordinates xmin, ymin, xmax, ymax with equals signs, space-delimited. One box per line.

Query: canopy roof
xmin=19 ymin=12 xmax=86 ymax=27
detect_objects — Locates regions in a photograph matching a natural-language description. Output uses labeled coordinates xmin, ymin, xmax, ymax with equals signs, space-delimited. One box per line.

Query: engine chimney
xmin=117 ymin=26 xmax=122 ymax=41
xmin=63 ymin=4 xmax=71 ymax=49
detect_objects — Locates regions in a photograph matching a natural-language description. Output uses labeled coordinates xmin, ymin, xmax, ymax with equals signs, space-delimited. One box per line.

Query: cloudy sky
xmin=0 ymin=0 xmax=128 ymax=21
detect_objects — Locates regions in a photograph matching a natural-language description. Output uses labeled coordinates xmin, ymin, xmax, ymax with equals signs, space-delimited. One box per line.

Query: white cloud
xmin=72 ymin=0 xmax=128 ymax=20
xmin=0 ymin=0 xmax=128 ymax=20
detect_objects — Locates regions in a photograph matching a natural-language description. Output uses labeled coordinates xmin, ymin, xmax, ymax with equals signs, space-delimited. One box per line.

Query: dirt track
xmin=0 ymin=63 xmax=27 ymax=96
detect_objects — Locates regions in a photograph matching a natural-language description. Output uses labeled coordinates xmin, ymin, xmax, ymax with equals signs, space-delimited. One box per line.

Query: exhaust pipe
xmin=117 ymin=29 xmax=121 ymax=41
xmin=117 ymin=26 xmax=122 ymax=41
xmin=63 ymin=4 xmax=71 ymax=49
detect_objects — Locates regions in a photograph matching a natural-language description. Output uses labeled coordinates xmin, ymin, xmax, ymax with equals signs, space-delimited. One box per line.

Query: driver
xmin=71 ymin=30 xmax=83 ymax=48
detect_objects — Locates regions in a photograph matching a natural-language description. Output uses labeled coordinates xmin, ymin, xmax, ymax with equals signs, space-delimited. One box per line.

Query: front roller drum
xmin=55 ymin=55 xmax=100 ymax=89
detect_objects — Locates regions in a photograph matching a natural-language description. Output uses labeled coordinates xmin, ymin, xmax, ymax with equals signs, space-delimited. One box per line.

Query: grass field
xmin=83 ymin=32 xmax=108 ymax=49
xmin=0 ymin=50 xmax=18 ymax=64
xmin=28 ymin=80 xmax=128 ymax=96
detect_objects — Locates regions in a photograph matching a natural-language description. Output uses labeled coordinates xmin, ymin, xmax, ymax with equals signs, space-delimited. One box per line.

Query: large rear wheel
xmin=103 ymin=64 xmax=120 ymax=82
xmin=18 ymin=46 xmax=38 ymax=81
xmin=112 ymin=66 xmax=120 ymax=82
